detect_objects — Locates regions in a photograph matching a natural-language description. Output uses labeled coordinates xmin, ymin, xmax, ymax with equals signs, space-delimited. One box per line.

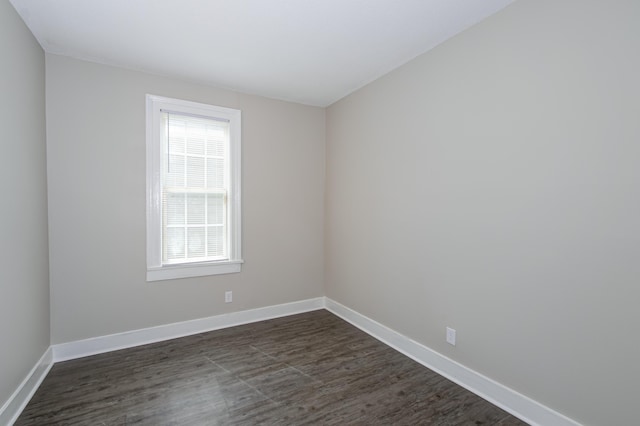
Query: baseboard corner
xmin=0 ymin=346 xmax=54 ymax=426
xmin=324 ymin=297 xmax=580 ymax=426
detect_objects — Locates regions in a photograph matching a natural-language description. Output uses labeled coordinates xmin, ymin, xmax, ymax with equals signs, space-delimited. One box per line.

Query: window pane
xmin=187 ymin=156 xmax=205 ymax=188
xmin=207 ymin=226 xmax=224 ymax=257
xmin=187 ymin=120 xmax=205 ymax=155
xmin=206 ymin=126 xmax=225 ymax=157
xmin=165 ymin=227 xmax=185 ymax=260
xmin=207 ymin=158 xmax=224 ymax=189
xmin=169 ymin=136 xmax=185 ymax=155
xmin=166 ymin=193 xmax=185 ymax=225
xmin=168 ymin=118 xmax=186 ymax=155
xmin=166 ymin=155 xmax=185 ymax=187
xmin=188 ymin=227 xmax=206 ymax=258
xmin=207 ymin=193 xmax=224 ymax=225
xmin=186 ymin=194 xmax=205 ymax=225
xmin=169 ymin=117 xmax=186 ymax=133
xmin=187 ymin=136 xmax=205 ymax=155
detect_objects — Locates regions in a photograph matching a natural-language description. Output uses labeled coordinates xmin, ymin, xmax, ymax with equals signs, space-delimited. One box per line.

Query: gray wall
xmin=46 ymin=54 xmax=325 ymax=344
xmin=325 ymin=1 xmax=640 ymax=425
xmin=0 ymin=0 xmax=50 ymax=410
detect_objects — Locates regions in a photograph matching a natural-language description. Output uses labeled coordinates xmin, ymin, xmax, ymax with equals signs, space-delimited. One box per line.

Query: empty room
xmin=1 ymin=0 xmax=638 ymax=425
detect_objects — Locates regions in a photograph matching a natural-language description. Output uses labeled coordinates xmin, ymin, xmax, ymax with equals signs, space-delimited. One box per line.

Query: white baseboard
xmin=324 ymin=298 xmax=581 ymax=426
xmin=52 ymin=297 xmax=324 ymax=362
xmin=4 ymin=297 xmax=580 ymax=426
xmin=0 ymin=347 xmax=53 ymax=426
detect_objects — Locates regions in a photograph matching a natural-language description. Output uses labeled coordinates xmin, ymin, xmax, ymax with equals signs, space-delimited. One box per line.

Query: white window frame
xmin=146 ymin=94 xmax=242 ymax=281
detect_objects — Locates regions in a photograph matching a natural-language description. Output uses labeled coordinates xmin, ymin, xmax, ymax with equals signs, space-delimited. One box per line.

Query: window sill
xmin=147 ymin=260 xmax=243 ymax=281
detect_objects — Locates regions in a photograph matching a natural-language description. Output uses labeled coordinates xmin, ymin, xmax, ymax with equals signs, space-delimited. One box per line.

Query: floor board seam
xmin=204 ymin=355 xmax=283 ymax=408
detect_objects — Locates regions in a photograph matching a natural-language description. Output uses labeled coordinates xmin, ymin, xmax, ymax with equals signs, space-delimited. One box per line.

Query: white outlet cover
xmin=225 ymin=291 xmax=232 ymax=303
xmin=446 ymin=327 xmax=456 ymax=346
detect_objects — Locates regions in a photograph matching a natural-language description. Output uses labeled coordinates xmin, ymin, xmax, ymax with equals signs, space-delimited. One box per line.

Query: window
xmin=146 ymin=95 xmax=242 ymax=281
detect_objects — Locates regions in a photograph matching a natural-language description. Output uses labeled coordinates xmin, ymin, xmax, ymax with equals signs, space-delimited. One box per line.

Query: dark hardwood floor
xmin=16 ymin=310 xmax=528 ymax=425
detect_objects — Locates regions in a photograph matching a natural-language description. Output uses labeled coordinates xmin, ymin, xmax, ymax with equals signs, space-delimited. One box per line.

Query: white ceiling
xmin=10 ymin=0 xmax=516 ymax=107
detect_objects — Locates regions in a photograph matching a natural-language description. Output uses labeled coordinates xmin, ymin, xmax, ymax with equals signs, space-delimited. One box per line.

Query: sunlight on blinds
xmin=161 ymin=112 xmax=230 ymax=264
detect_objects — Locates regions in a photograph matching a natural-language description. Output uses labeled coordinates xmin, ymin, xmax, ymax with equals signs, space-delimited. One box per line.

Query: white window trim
xmin=146 ymin=94 xmax=242 ymax=281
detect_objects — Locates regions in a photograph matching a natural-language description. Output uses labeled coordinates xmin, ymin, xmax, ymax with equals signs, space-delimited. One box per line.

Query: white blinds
xmin=160 ymin=111 xmax=230 ymax=264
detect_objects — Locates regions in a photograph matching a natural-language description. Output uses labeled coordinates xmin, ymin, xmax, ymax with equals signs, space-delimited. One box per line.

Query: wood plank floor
xmin=16 ymin=310 xmax=528 ymax=425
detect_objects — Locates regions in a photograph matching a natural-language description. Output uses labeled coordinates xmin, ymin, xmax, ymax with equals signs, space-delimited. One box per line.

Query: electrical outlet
xmin=446 ymin=327 xmax=456 ymax=346
xmin=225 ymin=291 xmax=232 ymax=303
